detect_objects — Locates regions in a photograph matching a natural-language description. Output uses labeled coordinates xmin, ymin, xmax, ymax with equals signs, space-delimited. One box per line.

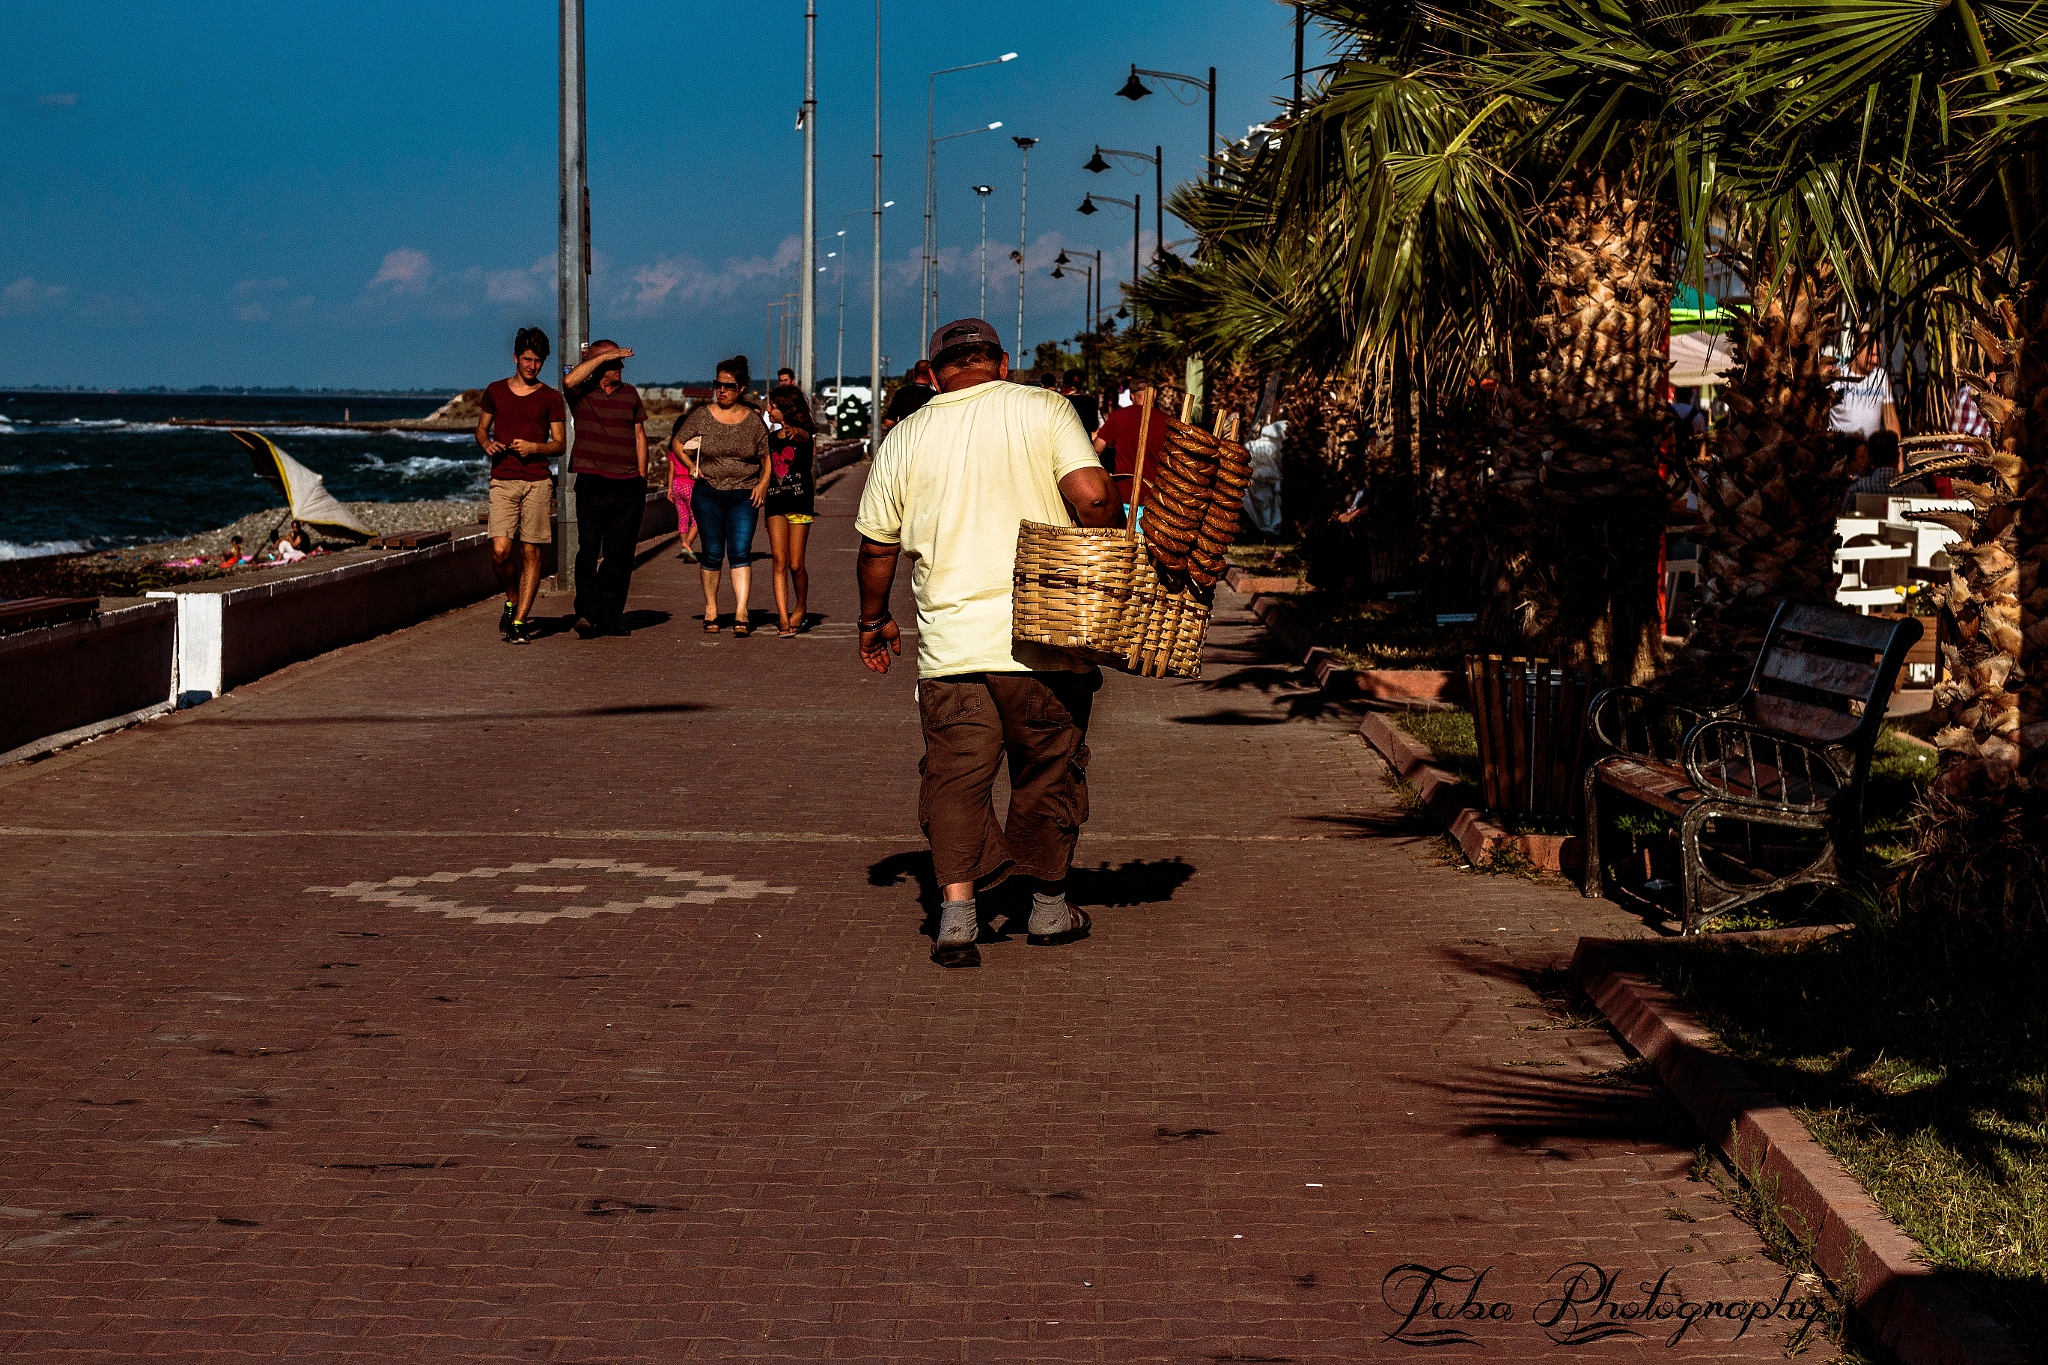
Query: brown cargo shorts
xmin=917 ymin=668 xmax=1101 ymax=889
xmin=489 ymin=478 xmax=554 ymax=544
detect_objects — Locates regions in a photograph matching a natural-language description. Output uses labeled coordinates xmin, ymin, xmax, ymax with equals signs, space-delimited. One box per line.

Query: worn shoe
xmin=930 ymin=942 xmax=982 ymax=968
xmin=1027 ymin=906 xmax=1091 ymax=947
xmin=506 ymin=619 xmax=533 ymax=645
xmin=500 ymin=601 xmax=516 ymax=638
xmin=573 ymin=616 xmax=597 ymax=640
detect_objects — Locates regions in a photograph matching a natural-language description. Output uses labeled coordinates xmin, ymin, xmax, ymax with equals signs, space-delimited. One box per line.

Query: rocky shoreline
xmin=0 ymin=498 xmax=486 ymax=601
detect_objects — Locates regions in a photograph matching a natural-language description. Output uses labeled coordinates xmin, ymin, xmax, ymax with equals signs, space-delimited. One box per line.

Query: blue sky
xmin=1 ymin=1 xmax=1332 ymax=390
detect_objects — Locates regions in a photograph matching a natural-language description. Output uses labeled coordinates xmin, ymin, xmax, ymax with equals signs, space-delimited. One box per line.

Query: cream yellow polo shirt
xmin=855 ymin=379 xmax=1102 ymax=679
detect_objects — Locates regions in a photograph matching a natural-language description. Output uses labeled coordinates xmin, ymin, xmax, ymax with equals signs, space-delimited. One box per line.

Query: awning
xmin=1668 ymin=331 xmax=1736 ymax=388
xmin=228 ymin=430 xmax=376 ymax=537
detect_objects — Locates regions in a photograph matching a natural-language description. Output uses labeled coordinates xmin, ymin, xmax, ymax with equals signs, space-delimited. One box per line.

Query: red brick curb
xmin=1223 ymin=565 xmax=1305 ymax=595
xmin=1357 ymin=710 xmax=1580 ymax=873
xmin=1571 ymin=935 xmax=2027 ymax=1365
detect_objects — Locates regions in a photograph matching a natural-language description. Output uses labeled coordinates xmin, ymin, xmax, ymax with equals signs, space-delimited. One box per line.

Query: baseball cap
xmin=929 ymin=317 xmax=1003 ymax=361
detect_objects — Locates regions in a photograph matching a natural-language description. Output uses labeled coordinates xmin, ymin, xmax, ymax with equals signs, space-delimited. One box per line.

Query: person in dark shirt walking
xmin=1062 ymin=370 xmax=1100 ymax=435
xmin=562 ymin=340 xmax=648 ymax=638
xmin=476 ymin=326 xmax=566 ymax=644
xmin=880 ymin=360 xmax=938 ymax=437
xmin=764 ymin=383 xmax=818 ymax=637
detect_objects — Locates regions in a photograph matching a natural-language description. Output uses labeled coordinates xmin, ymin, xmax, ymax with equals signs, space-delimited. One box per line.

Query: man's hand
xmin=859 ymin=619 xmax=902 ymax=673
xmin=509 ymin=438 xmax=539 ymax=456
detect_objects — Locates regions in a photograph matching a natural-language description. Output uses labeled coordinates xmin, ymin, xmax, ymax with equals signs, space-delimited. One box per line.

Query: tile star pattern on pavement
xmin=305 ymin=859 xmax=796 ymax=925
xmin=0 ymin=462 xmax=1815 ymax=1361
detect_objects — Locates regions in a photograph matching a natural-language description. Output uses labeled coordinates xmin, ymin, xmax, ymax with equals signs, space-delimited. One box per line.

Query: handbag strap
xmin=1126 ymin=390 xmax=1153 ymax=545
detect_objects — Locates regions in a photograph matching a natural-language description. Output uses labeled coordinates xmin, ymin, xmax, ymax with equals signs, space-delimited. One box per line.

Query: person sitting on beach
xmin=220 ymin=535 xmax=246 ymax=569
xmin=272 ymin=526 xmax=307 ymax=563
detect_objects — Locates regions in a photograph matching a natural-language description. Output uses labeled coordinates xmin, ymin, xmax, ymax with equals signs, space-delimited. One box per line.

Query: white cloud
xmin=1 ymin=276 xmax=68 ymax=313
xmin=368 ymin=247 xmax=431 ymax=293
xmin=615 ymin=235 xmax=804 ymax=315
xmin=36 ymin=93 xmax=77 ymax=108
xmin=485 ymin=255 xmax=553 ymax=305
xmin=231 ymin=277 xmax=291 ymax=322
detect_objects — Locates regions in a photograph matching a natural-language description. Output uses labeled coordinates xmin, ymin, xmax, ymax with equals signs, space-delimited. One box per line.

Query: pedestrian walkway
xmin=0 ymin=464 xmax=1805 ymax=1361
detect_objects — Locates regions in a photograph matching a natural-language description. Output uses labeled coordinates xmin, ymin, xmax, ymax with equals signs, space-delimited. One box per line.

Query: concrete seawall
xmin=2 ymin=486 xmax=696 ymax=764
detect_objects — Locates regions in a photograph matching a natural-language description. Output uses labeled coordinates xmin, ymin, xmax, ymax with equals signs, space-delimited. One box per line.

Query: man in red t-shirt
xmin=561 ymin=339 xmax=649 ymax=638
xmin=1091 ymin=379 xmax=1167 ymax=517
xmin=476 ymin=326 xmax=567 ymax=643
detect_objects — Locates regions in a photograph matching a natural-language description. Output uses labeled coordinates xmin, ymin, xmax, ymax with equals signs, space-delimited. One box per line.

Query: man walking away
xmin=1093 ymin=377 xmax=1168 ymax=519
xmin=477 ymin=326 xmax=566 ymax=643
xmin=563 ymin=340 xmax=648 ymax=637
xmin=880 ymin=360 xmax=939 ymax=437
xmin=1062 ymin=369 xmax=1100 ymax=435
xmin=854 ymin=318 xmax=1120 ymax=968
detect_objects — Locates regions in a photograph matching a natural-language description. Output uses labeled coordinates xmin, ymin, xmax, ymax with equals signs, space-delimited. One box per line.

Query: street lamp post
xmin=925 ymin=53 xmax=1017 ymax=352
xmin=1116 ymin=62 xmax=1217 ymax=185
xmin=1052 ymin=251 xmax=1094 ymax=342
xmin=1078 ymin=192 xmax=1140 ymax=315
xmin=1012 ymin=136 xmax=1037 ymax=365
xmin=557 ymin=0 xmax=589 ymax=594
xmin=927 ymin=122 xmax=1002 ymax=344
xmin=1085 ymin=144 xmax=1163 ymax=263
xmin=971 ymin=185 xmax=994 ymax=318
xmin=869 ymin=0 xmax=883 ymax=449
xmin=799 ymin=0 xmax=817 ymax=394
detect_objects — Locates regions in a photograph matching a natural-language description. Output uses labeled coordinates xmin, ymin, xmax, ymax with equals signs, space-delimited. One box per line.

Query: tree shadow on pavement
xmin=1185 ymin=663 xmax=1364 ymax=724
xmin=1428 ymin=1061 xmax=1688 ymax=1157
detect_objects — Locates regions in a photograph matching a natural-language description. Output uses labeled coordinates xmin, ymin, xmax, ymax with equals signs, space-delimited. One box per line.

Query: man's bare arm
xmin=475 ymin=413 xmax=501 ymax=455
xmin=1058 ymin=465 xmax=1120 ymax=528
xmin=856 ymin=536 xmax=903 ymax=674
xmin=634 ymin=422 xmax=647 ymax=478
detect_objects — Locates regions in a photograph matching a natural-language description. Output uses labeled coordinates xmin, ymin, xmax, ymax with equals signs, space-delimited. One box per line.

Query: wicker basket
xmin=1011 ymin=396 xmax=1213 ymax=679
xmin=1013 ymin=523 xmax=1210 ymax=678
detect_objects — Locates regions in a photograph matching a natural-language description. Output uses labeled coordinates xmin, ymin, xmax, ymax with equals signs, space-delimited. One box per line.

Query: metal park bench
xmin=1580 ymin=602 xmax=1922 ymax=933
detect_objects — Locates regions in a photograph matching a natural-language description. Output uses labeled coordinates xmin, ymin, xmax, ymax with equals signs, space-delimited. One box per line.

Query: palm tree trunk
xmin=1909 ymin=290 xmax=2048 ymax=929
xmin=1678 ymin=261 xmax=1849 ymax=690
xmin=1483 ymin=170 xmax=1675 ymax=683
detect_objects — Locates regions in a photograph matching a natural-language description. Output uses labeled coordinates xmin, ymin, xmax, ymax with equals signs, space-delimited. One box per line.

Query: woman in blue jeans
xmin=673 ymin=356 xmax=773 ymax=635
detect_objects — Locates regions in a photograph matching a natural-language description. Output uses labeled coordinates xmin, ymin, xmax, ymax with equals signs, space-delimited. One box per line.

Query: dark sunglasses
xmin=713 ymin=380 xmax=741 ymax=391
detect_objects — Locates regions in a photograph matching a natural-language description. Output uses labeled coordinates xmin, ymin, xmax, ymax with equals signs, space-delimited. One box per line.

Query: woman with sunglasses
xmin=671 ymin=356 xmax=772 ymax=634
xmin=763 ymin=383 xmax=818 ymax=637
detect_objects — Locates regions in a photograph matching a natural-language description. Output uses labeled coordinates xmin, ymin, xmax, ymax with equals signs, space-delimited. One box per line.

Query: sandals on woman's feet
xmin=777 ymin=620 xmax=797 ymax=638
xmin=1027 ymin=907 xmax=1091 ymax=947
xmin=703 ymin=617 xmax=720 ymax=633
xmin=731 ymin=620 xmax=752 ymax=638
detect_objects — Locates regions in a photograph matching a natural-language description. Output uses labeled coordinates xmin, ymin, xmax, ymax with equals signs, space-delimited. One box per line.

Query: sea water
xmin=0 ymin=390 xmax=484 ymax=559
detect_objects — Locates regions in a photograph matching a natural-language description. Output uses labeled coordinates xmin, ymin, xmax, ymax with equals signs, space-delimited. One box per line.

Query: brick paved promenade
xmin=0 ymin=467 xmax=1810 ymax=1361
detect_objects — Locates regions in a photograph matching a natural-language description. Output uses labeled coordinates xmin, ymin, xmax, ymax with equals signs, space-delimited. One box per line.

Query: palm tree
xmin=1694 ymin=0 xmax=2048 ymax=921
xmin=1676 ymin=255 xmax=1851 ymax=683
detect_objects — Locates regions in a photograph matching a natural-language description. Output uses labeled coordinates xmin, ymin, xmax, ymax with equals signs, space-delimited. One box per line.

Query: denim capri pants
xmin=691 ymin=484 xmax=759 ymax=570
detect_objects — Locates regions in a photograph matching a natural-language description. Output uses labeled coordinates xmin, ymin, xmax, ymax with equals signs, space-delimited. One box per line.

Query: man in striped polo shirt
xmin=562 ymin=340 xmax=649 ymax=638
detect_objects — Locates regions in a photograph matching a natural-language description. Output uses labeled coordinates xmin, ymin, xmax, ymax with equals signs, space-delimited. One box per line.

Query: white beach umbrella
xmin=228 ymin=429 xmax=376 ymax=538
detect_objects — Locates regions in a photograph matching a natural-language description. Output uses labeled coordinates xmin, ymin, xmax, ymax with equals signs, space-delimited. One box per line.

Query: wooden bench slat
xmin=1777 ymin=602 xmax=1899 ymax=651
xmin=0 ymin=596 xmax=98 ymax=631
xmin=1758 ymin=648 xmax=1880 ymax=701
xmin=1593 ymin=756 xmax=1700 ymax=815
xmin=1748 ymin=693 xmax=1859 ymax=744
